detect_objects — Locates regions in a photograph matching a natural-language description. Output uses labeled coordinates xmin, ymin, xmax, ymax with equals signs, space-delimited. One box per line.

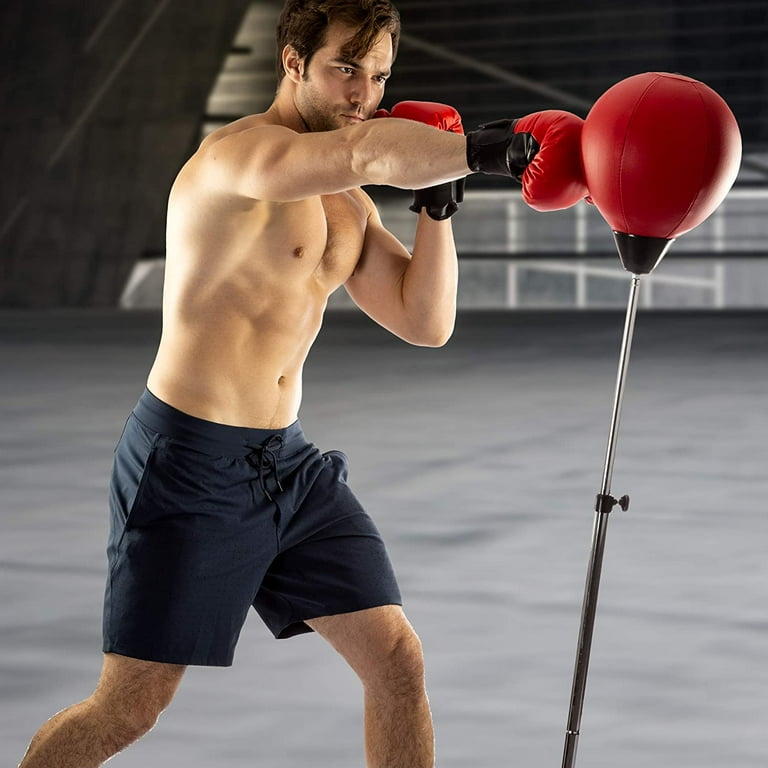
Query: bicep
xmin=203 ymin=125 xmax=367 ymax=202
xmin=344 ymin=208 xmax=413 ymax=334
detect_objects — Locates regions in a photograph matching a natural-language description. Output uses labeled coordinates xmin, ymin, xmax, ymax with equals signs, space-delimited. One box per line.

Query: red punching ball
xmin=582 ymin=72 xmax=742 ymax=274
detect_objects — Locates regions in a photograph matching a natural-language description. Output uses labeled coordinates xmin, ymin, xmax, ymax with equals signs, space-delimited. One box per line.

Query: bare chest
xmin=290 ymin=191 xmax=368 ymax=286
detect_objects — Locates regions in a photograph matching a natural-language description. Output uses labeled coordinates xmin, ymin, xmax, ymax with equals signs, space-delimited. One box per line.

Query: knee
xmin=367 ymin=628 xmax=426 ymax=697
xmin=93 ymin=680 xmax=176 ymax=744
xmin=94 ymin=699 xmax=160 ymax=748
xmin=119 ymin=698 xmax=166 ymax=739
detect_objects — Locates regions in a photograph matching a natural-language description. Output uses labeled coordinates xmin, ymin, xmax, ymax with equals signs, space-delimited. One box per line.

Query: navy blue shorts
xmin=102 ymin=389 xmax=401 ymax=667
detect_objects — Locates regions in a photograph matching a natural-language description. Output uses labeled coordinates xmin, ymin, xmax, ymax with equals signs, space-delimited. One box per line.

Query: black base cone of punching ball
xmin=613 ymin=231 xmax=675 ymax=275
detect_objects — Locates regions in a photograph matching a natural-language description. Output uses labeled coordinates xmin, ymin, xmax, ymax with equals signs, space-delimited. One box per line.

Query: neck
xmin=268 ymin=81 xmax=310 ymax=133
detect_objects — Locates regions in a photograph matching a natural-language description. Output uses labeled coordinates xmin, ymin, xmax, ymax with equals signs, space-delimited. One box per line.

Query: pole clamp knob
xmin=595 ymin=493 xmax=630 ymax=514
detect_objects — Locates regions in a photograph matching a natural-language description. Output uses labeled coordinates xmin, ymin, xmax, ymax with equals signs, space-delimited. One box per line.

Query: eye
xmin=338 ymin=67 xmax=355 ymax=75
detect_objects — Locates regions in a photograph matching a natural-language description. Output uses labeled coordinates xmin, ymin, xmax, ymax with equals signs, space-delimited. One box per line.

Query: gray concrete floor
xmin=1 ymin=307 xmax=767 ymax=767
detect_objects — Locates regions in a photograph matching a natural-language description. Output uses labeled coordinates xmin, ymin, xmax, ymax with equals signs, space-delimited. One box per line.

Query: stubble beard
xmin=301 ymin=100 xmax=349 ymax=132
xmin=297 ymin=78 xmax=363 ymax=132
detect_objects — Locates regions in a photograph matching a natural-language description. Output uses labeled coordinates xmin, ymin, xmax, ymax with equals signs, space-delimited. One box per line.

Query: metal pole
xmin=561 ymin=275 xmax=642 ymax=768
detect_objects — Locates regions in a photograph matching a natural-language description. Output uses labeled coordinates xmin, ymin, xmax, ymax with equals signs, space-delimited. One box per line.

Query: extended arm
xmin=203 ymin=107 xmax=588 ymax=211
xmin=203 ymin=119 xmax=471 ymax=203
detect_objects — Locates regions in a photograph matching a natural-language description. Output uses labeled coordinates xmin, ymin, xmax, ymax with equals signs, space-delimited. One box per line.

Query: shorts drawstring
xmin=246 ymin=434 xmax=285 ymax=502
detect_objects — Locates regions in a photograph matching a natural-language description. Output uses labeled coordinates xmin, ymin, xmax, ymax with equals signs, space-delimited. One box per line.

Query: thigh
xmin=253 ymin=451 xmax=402 ymax=639
xmin=105 ymin=420 xmax=277 ymax=666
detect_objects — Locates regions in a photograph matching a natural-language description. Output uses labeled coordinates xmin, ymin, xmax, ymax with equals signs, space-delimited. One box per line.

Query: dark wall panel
xmin=0 ymin=0 xmax=251 ymax=307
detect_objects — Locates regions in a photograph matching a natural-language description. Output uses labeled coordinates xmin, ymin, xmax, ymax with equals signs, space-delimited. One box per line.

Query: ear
xmin=282 ymin=45 xmax=305 ymax=84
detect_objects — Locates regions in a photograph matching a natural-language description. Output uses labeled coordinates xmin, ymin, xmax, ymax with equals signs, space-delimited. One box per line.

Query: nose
xmin=349 ymin=78 xmax=374 ymax=112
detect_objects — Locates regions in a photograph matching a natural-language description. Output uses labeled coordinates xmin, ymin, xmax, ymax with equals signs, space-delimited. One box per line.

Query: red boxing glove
xmin=374 ymin=101 xmax=465 ymax=220
xmin=375 ymin=100 xmax=464 ymax=134
xmin=516 ymin=111 xmax=588 ymax=211
xmin=466 ymin=110 xmax=588 ymax=211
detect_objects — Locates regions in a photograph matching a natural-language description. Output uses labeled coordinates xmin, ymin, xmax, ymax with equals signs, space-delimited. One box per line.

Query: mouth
xmin=341 ymin=114 xmax=364 ymax=124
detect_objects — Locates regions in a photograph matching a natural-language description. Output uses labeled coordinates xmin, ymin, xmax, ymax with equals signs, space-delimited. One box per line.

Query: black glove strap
xmin=466 ymin=119 xmax=540 ymax=179
xmin=409 ymin=178 xmax=466 ymax=220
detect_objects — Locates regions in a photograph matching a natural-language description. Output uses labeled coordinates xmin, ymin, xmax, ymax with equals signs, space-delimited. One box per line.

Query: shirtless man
xmin=19 ymin=1 xmax=587 ymax=766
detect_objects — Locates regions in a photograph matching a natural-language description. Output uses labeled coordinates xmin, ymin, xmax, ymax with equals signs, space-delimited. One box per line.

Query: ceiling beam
xmin=399 ymin=33 xmax=593 ymax=112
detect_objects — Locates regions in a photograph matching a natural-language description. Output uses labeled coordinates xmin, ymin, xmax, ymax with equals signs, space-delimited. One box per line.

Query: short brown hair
xmin=276 ymin=0 xmax=401 ymax=81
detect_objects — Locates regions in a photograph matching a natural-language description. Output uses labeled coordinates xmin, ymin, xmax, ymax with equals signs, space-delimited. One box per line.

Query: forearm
xmin=399 ymin=214 xmax=459 ymax=347
xmin=352 ymin=118 xmax=471 ymax=190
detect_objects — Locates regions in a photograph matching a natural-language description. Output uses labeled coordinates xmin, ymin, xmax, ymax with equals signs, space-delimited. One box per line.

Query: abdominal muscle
xmin=146 ymin=212 xmax=356 ymax=429
xmin=146 ymin=150 xmax=367 ymax=430
xmin=146 ymin=300 xmax=322 ymax=430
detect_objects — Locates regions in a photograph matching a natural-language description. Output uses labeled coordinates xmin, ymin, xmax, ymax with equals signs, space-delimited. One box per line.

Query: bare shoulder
xmin=171 ymin=116 xmax=273 ymax=184
xmin=199 ymin=114 xmax=294 ymax=154
xmin=164 ymin=114 xmax=296 ymax=204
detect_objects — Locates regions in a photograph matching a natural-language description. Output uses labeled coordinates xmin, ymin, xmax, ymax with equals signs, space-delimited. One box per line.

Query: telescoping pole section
xmin=562 ymin=275 xmax=641 ymax=768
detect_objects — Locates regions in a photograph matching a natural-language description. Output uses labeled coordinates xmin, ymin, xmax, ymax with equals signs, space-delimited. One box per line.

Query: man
xmin=19 ymin=1 xmax=587 ymax=766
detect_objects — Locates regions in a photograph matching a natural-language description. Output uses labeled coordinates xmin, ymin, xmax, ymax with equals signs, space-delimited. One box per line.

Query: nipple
xmin=292 ymin=246 xmax=304 ymax=259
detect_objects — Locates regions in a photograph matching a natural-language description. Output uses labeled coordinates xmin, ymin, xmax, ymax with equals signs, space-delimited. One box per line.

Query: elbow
xmin=418 ymin=337 xmax=451 ymax=349
xmin=408 ymin=320 xmax=455 ymax=348
xmin=425 ymin=328 xmax=455 ymax=348
xmin=400 ymin=297 xmax=457 ymax=348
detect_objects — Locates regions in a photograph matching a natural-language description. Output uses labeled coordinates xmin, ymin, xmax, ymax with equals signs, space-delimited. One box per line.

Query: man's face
xmin=292 ymin=22 xmax=393 ymax=131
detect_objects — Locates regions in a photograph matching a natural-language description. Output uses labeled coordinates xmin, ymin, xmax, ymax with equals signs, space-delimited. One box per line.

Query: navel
xmin=277 ymin=375 xmax=286 ymax=386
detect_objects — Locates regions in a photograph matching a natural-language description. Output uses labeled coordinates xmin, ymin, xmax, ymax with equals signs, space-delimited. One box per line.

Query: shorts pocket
xmin=108 ymin=415 xmax=162 ymax=529
xmin=126 ymin=437 xmax=245 ymax=530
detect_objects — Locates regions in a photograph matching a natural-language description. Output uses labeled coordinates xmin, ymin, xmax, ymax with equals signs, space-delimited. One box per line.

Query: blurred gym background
xmin=2 ymin=2 xmax=766 ymax=767
xmin=2 ymin=0 xmax=767 ymax=309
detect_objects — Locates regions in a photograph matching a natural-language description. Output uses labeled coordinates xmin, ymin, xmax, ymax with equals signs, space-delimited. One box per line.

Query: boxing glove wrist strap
xmin=410 ymin=178 xmax=466 ymax=220
xmin=466 ymin=119 xmax=540 ymax=179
